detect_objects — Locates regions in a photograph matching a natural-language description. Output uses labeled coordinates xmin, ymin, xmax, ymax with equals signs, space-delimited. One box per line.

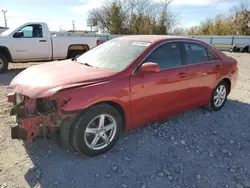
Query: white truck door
xmin=10 ymin=24 xmax=50 ymax=61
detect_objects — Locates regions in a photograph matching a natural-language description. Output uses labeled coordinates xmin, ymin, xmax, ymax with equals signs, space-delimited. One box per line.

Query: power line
xmin=1 ymin=10 xmax=7 ymax=28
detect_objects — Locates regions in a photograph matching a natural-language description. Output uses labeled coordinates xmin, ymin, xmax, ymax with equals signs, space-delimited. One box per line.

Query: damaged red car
xmin=8 ymin=36 xmax=239 ymax=156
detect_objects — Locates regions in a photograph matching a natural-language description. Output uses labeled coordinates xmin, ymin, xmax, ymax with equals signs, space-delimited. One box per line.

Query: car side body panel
xmin=181 ymin=61 xmax=222 ymax=106
xmin=129 ymin=66 xmax=193 ymax=129
xmin=53 ymin=77 xmax=132 ymax=126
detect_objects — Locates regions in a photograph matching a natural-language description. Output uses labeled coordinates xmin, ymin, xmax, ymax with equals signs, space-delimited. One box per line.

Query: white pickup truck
xmin=0 ymin=22 xmax=100 ymax=72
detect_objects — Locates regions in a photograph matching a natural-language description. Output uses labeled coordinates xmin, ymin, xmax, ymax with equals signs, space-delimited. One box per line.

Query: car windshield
xmin=76 ymin=39 xmax=151 ymax=71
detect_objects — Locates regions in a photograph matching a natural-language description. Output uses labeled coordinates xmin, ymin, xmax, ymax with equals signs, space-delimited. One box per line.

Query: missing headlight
xmin=15 ymin=93 xmax=24 ymax=104
xmin=36 ymin=99 xmax=57 ymax=113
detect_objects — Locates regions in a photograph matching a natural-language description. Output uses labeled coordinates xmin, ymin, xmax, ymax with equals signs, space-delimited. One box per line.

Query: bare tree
xmin=231 ymin=2 xmax=250 ymax=35
xmin=88 ymin=0 xmax=178 ymax=34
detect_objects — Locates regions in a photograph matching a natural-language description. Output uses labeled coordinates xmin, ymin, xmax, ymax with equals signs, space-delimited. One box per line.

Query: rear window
xmin=207 ymin=49 xmax=219 ymax=61
xmin=184 ymin=42 xmax=208 ymax=65
xmin=184 ymin=42 xmax=220 ymax=65
xmin=206 ymin=43 xmax=223 ymax=59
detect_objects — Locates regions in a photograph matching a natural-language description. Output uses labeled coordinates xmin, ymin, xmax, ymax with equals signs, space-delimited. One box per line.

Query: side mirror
xmin=138 ymin=62 xmax=160 ymax=74
xmin=13 ymin=31 xmax=24 ymax=38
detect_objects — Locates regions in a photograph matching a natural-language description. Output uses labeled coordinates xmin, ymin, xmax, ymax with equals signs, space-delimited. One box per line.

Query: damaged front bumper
xmin=8 ymin=93 xmax=60 ymax=142
xmin=11 ymin=123 xmax=27 ymax=140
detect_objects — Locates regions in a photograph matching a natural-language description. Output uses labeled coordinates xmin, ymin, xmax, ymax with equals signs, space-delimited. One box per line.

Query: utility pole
xmin=1 ymin=10 xmax=7 ymax=28
xmin=59 ymin=24 xmax=64 ymax=31
xmin=72 ymin=20 xmax=75 ymax=31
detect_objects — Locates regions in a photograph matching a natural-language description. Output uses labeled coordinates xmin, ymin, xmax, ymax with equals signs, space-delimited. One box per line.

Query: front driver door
xmin=129 ymin=41 xmax=189 ymax=128
xmin=11 ymin=24 xmax=50 ymax=61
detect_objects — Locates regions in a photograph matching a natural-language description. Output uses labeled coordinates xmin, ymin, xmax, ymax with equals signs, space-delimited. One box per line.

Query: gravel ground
xmin=0 ymin=53 xmax=250 ymax=188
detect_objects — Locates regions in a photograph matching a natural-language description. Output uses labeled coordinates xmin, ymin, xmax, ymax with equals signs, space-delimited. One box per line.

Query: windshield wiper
xmin=71 ymin=55 xmax=81 ymax=61
xmin=81 ymin=62 xmax=99 ymax=69
xmin=82 ymin=63 xmax=92 ymax=67
xmin=72 ymin=58 xmax=99 ymax=68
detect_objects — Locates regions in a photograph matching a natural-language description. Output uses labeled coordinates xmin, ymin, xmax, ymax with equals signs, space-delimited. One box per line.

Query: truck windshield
xmin=76 ymin=39 xmax=151 ymax=71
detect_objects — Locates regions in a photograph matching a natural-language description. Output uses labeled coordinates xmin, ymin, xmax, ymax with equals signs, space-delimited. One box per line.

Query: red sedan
xmin=8 ymin=36 xmax=239 ymax=156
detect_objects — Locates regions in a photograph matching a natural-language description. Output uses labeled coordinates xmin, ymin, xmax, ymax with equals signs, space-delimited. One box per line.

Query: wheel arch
xmin=0 ymin=46 xmax=13 ymax=62
xmin=221 ymin=78 xmax=231 ymax=94
xmin=90 ymin=101 xmax=127 ymax=132
xmin=66 ymin=44 xmax=90 ymax=59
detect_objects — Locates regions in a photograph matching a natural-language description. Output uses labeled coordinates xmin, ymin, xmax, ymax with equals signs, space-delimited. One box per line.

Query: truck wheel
xmin=0 ymin=55 xmax=9 ymax=73
xmin=70 ymin=104 xmax=122 ymax=157
xmin=67 ymin=45 xmax=89 ymax=59
xmin=68 ymin=50 xmax=82 ymax=59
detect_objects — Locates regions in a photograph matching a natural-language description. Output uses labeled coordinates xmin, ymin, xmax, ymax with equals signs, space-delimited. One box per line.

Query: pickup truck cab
xmin=0 ymin=22 xmax=100 ymax=72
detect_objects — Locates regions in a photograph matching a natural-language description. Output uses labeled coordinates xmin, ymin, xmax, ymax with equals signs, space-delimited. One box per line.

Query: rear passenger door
xmin=183 ymin=41 xmax=221 ymax=106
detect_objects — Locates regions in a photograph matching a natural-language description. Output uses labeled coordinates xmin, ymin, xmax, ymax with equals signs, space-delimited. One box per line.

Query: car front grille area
xmin=11 ymin=95 xmax=58 ymax=118
xmin=36 ymin=99 xmax=57 ymax=114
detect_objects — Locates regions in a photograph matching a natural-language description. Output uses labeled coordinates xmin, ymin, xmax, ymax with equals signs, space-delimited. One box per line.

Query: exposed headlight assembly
xmin=15 ymin=93 xmax=24 ymax=104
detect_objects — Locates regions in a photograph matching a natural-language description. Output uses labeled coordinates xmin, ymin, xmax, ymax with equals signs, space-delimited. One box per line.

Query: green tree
xmin=187 ymin=2 xmax=249 ymax=36
xmin=107 ymin=3 xmax=124 ymax=34
xmin=89 ymin=0 xmax=177 ymax=35
xmin=156 ymin=10 xmax=167 ymax=34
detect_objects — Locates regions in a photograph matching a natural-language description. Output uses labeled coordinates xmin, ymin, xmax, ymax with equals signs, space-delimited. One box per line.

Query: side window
xmin=207 ymin=48 xmax=219 ymax=61
xmin=184 ymin=42 xmax=208 ymax=65
xmin=13 ymin=24 xmax=43 ymax=38
xmin=143 ymin=42 xmax=182 ymax=69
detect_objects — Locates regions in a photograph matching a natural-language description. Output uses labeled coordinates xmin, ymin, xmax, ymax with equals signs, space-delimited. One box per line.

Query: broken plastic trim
xmin=60 ymin=109 xmax=80 ymax=115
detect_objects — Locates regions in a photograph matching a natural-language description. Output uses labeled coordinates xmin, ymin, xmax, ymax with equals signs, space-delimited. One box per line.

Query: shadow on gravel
xmin=0 ymin=69 xmax=25 ymax=86
xmin=23 ymin=99 xmax=250 ymax=188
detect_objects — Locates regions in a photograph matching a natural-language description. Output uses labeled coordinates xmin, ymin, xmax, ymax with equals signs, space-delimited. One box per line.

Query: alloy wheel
xmin=214 ymin=85 xmax=227 ymax=108
xmin=84 ymin=114 xmax=117 ymax=150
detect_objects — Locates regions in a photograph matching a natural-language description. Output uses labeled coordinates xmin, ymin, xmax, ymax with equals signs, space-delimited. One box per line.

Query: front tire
xmin=70 ymin=104 xmax=122 ymax=157
xmin=0 ymin=55 xmax=9 ymax=73
xmin=206 ymin=80 xmax=229 ymax=111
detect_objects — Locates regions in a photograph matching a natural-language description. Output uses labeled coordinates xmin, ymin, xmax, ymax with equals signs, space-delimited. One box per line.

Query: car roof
xmin=116 ymin=35 xmax=225 ymax=59
xmin=116 ymin=35 xmax=189 ymax=43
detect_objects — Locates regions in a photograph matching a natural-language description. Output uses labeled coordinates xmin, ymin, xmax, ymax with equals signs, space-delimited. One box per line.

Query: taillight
xmin=96 ymin=39 xmax=101 ymax=46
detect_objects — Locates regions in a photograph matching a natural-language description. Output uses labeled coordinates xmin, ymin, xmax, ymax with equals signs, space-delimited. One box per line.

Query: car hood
xmin=10 ymin=60 xmax=117 ymax=99
xmin=0 ymin=36 xmax=8 ymax=45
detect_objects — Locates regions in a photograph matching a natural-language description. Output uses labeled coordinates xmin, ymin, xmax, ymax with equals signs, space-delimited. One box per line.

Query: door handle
xmin=178 ymin=72 xmax=186 ymax=78
xmin=215 ymin=65 xmax=220 ymax=69
xmin=178 ymin=72 xmax=185 ymax=76
xmin=39 ymin=40 xmax=47 ymax=42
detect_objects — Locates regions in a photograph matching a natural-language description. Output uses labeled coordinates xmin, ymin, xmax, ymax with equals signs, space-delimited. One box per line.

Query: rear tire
xmin=206 ymin=80 xmax=229 ymax=111
xmin=68 ymin=50 xmax=83 ymax=59
xmin=70 ymin=104 xmax=122 ymax=157
xmin=0 ymin=55 xmax=9 ymax=73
